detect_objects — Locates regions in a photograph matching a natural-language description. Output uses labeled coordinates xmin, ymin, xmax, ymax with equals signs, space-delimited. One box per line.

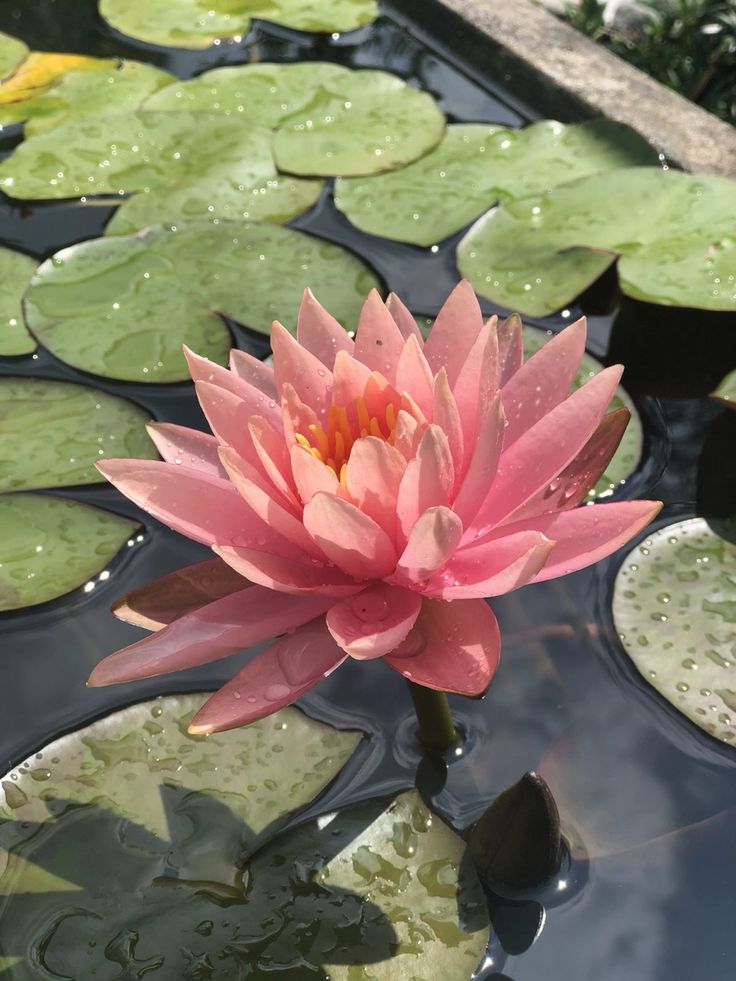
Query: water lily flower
xmin=90 ymin=282 xmax=661 ymax=736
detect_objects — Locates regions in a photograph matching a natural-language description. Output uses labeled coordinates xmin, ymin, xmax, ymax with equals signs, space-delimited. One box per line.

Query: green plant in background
xmin=566 ymin=0 xmax=736 ymax=124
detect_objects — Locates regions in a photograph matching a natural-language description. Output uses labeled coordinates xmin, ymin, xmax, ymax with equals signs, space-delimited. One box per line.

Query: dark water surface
xmin=0 ymin=2 xmax=735 ymax=979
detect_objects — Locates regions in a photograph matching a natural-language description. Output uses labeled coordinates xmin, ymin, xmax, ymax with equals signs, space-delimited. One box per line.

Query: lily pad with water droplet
xmin=712 ymin=369 xmax=736 ymax=408
xmin=0 ymin=54 xmax=175 ymax=135
xmin=335 ymin=119 xmax=658 ymax=247
xmin=24 ymin=220 xmax=379 ymax=382
xmin=0 ymin=32 xmax=27 ymax=80
xmin=101 ymin=0 xmax=378 ymax=49
xmin=0 ymin=248 xmax=37 ymax=356
xmin=458 ymin=167 xmax=736 ymax=316
xmin=146 ymin=62 xmax=446 ymax=177
xmin=0 ymin=377 xmax=156 ymax=491
xmin=0 ymin=494 xmax=139 ymax=612
xmin=613 ymin=517 xmax=736 ymax=744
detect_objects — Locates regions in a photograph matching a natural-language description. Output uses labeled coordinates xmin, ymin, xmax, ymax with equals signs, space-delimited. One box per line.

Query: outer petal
xmin=354 ymin=289 xmax=405 ymax=383
xmin=184 ymin=346 xmax=273 ymax=410
xmin=188 ymin=621 xmax=347 ymax=734
xmin=396 ymin=425 xmax=455 ymax=542
xmin=432 ymin=370 xmax=464 ymax=482
xmin=395 ymin=506 xmax=463 ymax=582
xmin=89 ymin=588 xmax=333 ymax=685
xmin=303 ymin=493 xmax=397 ymax=579
xmin=229 ymin=349 xmax=276 ymax=398
xmin=393 ymin=409 xmax=423 ymax=460
xmin=280 ymin=381 xmax=319 ymax=447
xmin=384 ymin=598 xmax=500 ymax=695
xmin=112 ymin=558 xmax=247 ymax=630
xmin=452 ymin=316 xmax=499 ymax=465
xmin=423 ymin=280 xmax=484 ymax=385
xmin=386 ymin=292 xmax=424 ymax=344
xmin=271 ymin=320 xmax=333 ymax=419
xmin=146 ymin=422 xmax=227 ymax=479
xmin=326 ymin=584 xmax=422 ymax=659
xmin=215 ymin=545 xmax=362 ymax=596
xmin=248 ymin=415 xmax=299 ymax=507
xmin=395 ymin=334 xmax=434 ymax=419
xmin=297 ymin=287 xmax=354 ymax=368
xmin=344 ymin=436 xmax=406 ymax=541
xmin=497 ymin=313 xmax=523 ymax=387
xmin=290 ymin=443 xmax=340 ymax=504
xmin=332 ymin=349 xmax=372 ymax=412
xmin=429 ymin=531 xmax=554 ymax=599
xmin=451 ymin=394 xmax=505 ymax=527
xmin=195 ymin=380 xmax=279 ymax=463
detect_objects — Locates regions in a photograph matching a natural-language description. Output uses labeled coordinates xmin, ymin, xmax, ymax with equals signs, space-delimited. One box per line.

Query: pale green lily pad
xmin=711 ymin=369 xmax=736 ymax=408
xmin=0 ymin=32 xmax=27 ymax=80
xmin=146 ymin=62 xmax=446 ymax=177
xmin=24 ymin=220 xmax=380 ymax=381
xmin=0 ymin=110 xmax=321 ymax=228
xmin=0 ymin=494 xmax=139 ymax=611
xmin=0 ymin=55 xmax=174 ymax=135
xmin=613 ymin=517 xmax=736 ymax=744
xmin=457 ymin=167 xmax=736 ymax=315
xmin=523 ymin=325 xmax=642 ymax=497
xmin=0 ymin=695 xmax=489 ymax=978
xmin=0 ymin=248 xmax=37 ymax=356
xmin=0 ymin=378 xmax=156 ymax=491
xmin=335 ymin=119 xmax=658 ymax=247
xmin=101 ymin=0 xmax=378 ymax=49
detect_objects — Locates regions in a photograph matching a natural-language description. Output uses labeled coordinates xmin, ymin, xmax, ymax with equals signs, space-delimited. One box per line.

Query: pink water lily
xmin=90 ymin=282 xmax=661 ymax=734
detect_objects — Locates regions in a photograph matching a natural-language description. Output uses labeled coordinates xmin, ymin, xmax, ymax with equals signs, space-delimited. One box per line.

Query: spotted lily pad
xmin=335 ymin=119 xmax=658 ymax=247
xmin=101 ymin=0 xmax=378 ymax=49
xmin=0 ymin=32 xmax=27 ymax=80
xmin=712 ymin=369 xmax=736 ymax=408
xmin=0 ymin=54 xmax=174 ymax=135
xmin=613 ymin=517 xmax=736 ymax=744
xmin=457 ymin=167 xmax=736 ymax=316
xmin=146 ymin=62 xmax=446 ymax=177
xmin=0 ymin=494 xmax=139 ymax=612
xmin=0 ymin=695 xmax=490 ymax=978
xmin=0 ymin=378 xmax=156 ymax=491
xmin=24 ymin=220 xmax=380 ymax=381
xmin=0 ymin=248 xmax=37 ymax=356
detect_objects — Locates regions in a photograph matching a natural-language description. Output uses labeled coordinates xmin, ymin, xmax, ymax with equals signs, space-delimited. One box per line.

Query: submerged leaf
xmin=0 ymin=32 xmax=27 ymax=80
xmin=712 ymin=368 xmax=736 ymax=408
xmin=0 ymin=247 xmax=37 ymax=356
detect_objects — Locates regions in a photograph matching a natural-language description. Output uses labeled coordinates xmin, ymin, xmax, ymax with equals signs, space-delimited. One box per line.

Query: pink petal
xmin=354 ymin=289 xmax=405 ymax=383
xmin=248 ymin=415 xmax=299 ymax=507
xmin=331 ymin=350 xmax=372 ymax=423
xmin=303 ymin=492 xmax=398 ymax=579
xmin=395 ymin=506 xmax=463 ymax=582
xmin=280 ymin=382 xmax=320 ymax=447
xmin=146 ymin=422 xmax=227 ymax=480
xmin=297 ymin=287 xmax=354 ymax=368
xmin=497 ymin=313 xmax=523 ymax=386
xmin=428 ymin=531 xmax=554 ymax=599
xmin=432 ymin=370 xmax=464 ymax=482
xmin=215 ymin=544 xmax=362 ymax=596
xmin=469 ymin=364 xmax=624 ymax=534
xmin=344 ymin=436 xmax=406 ymax=541
xmin=393 ymin=409 xmax=424 ymax=460
xmin=112 ymin=558 xmax=248 ymax=631
xmin=395 ymin=334 xmax=434 ymax=418
xmin=195 ymin=380 xmax=279 ymax=464
xmin=326 ymin=583 xmax=422 ymax=659
xmin=90 ymin=588 xmax=333 ymax=685
xmin=396 ymin=424 xmax=455 ymax=542
xmin=229 ymin=349 xmax=276 ymax=398
xmin=451 ymin=394 xmax=505 ymax=527
xmin=423 ymin=281 xmax=484 ymax=385
xmin=501 ymin=316 xmax=587 ymax=447
xmin=184 ymin=346 xmax=259 ymax=403
xmin=452 ymin=316 xmax=499 ymax=465
xmin=384 ymin=598 xmax=500 ymax=696
xmin=290 ymin=443 xmax=340 ymax=503
xmin=188 ymin=621 xmax=347 ymax=734
xmin=386 ymin=292 xmax=424 ymax=344
xmin=271 ymin=320 xmax=333 ymax=419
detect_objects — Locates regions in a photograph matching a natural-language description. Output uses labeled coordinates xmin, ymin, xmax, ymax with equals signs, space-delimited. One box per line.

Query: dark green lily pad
xmin=101 ymin=0 xmax=378 ymax=49
xmin=24 ymin=220 xmax=379 ymax=381
xmin=613 ymin=517 xmax=736 ymax=744
xmin=712 ymin=369 xmax=736 ymax=408
xmin=146 ymin=62 xmax=446 ymax=177
xmin=0 ymin=494 xmax=139 ymax=611
xmin=0 ymin=378 xmax=156 ymax=491
xmin=0 ymin=55 xmax=174 ymax=135
xmin=335 ymin=119 xmax=658 ymax=247
xmin=0 ymin=32 xmax=27 ymax=79
xmin=457 ymin=167 xmax=736 ymax=316
xmin=0 ymin=695 xmax=490 ymax=978
xmin=523 ymin=325 xmax=642 ymax=497
xmin=0 ymin=248 xmax=37 ymax=356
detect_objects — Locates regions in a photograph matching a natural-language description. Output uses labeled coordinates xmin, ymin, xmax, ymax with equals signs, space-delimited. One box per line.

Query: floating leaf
xmin=712 ymin=369 xmax=736 ymax=408
xmin=523 ymin=325 xmax=642 ymax=497
xmin=613 ymin=517 xmax=736 ymax=744
xmin=24 ymin=220 xmax=380 ymax=381
xmin=101 ymin=0 xmax=378 ymax=49
xmin=146 ymin=62 xmax=446 ymax=176
xmin=0 ymin=248 xmax=37 ymax=356
xmin=0 ymin=494 xmax=139 ymax=611
xmin=457 ymin=167 xmax=736 ymax=315
xmin=335 ymin=119 xmax=658 ymax=246
xmin=0 ymin=377 xmax=156 ymax=491
xmin=0 ymin=695 xmax=489 ymax=978
xmin=0 ymin=32 xmax=27 ymax=80
xmin=0 ymin=54 xmax=174 ymax=135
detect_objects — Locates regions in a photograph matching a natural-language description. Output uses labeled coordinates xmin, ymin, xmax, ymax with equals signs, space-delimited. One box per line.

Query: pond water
xmin=0 ymin=1 xmax=735 ymax=979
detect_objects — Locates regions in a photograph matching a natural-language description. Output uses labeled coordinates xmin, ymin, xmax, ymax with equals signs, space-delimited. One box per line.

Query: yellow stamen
xmin=385 ymin=402 xmax=397 ymax=432
xmin=295 ymin=433 xmax=311 ymax=451
xmin=369 ymin=417 xmax=383 ymax=439
xmin=356 ymin=396 xmax=371 ymax=434
xmin=339 ymin=463 xmax=348 ymax=489
xmin=334 ymin=430 xmax=345 ymax=465
xmin=308 ymin=423 xmax=329 ymax=458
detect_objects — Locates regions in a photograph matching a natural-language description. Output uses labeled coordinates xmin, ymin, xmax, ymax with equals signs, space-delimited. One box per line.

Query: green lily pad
xmin=457 ymin=167 xmax=736 ymax=316
xmin=146 ymin=62 xmax=446 ymax=177
xmin=0 ymin=110 xmax=322 ymax=229
xmin=335 ymin=119 xmax=658 ymax=247
xmin=0 ymin=694 xmax=490 ymax=978
xmin=0 ymin=248 xmax=37 ymax=356
xmin=0 ymin=32 xmax=27 ymax=79
xmin=101 ymin=0 xmax=378 ymax=49
xmin=0 ymin=378 xmax=156 ymax=492
xmin=523 ymin=325 xmax=642 ymax=497
xmin=613 ymin=517 xmax=736 ymax=744
xmin=712 ymin=369 xmax=736 ymax=408
xmin=24 ymin=220 xmax=380 ymax=382
xmin=0 ymin=494 xmax=139 ymax=611
xmin=0 ymin=54 xmax=174 ymax=135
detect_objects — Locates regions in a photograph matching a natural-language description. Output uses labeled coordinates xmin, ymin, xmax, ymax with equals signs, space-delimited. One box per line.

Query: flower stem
xmin=406 ymin=680 xmax=458 ymax=753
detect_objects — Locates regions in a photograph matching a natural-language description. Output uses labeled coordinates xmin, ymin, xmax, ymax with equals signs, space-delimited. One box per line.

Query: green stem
xmin=406 ymin=680 xmax=458 ymax=753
